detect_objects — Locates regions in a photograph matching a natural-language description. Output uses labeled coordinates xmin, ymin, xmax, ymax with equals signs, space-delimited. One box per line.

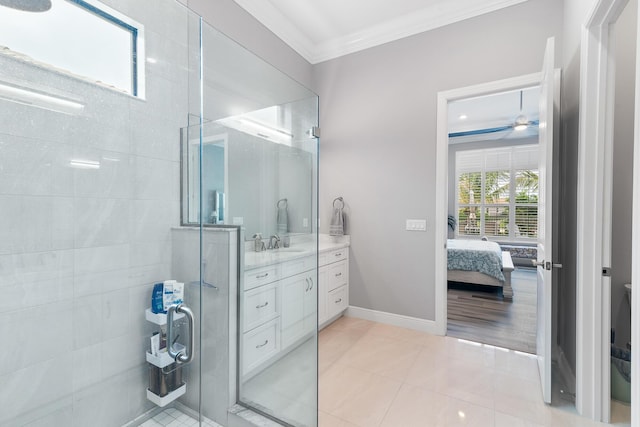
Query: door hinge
xmin=602 ymin=267 xmax=611 ymax=277
xmin=308 ymin=126 xmax=321 ymax=138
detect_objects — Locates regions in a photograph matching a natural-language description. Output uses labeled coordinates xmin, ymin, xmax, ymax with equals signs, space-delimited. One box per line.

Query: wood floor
xmin=447 ymin=267 xmax=537 ymax=354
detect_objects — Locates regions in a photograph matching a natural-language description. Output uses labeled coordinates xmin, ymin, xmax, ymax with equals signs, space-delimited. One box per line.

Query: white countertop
xmin=244 ymin=234 xmax=349 ymax=270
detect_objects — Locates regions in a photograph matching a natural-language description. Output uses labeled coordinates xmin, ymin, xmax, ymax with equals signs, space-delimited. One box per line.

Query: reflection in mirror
xmin=181 ymin=126 xmax=228 ymax=225
xmin=181 ymin=104 xmax=314 ymax=238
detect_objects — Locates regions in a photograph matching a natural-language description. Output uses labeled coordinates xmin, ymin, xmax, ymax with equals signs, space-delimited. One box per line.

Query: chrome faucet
xmin=268 ymin=234 xmax=280 ymax=250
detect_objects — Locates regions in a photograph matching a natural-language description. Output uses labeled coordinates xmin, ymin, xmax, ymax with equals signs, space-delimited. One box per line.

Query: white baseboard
xmin=556 ymin=346 xmax=576 ymax=395
xmin=346 ymin=305 xmax=439 ymax=335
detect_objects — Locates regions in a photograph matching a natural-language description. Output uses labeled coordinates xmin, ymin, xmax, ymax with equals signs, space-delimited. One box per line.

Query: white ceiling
xmin=233 ymin=0 xmax=528 ymax=64
xmin=448 ymin=86 xmax=540 ymax=143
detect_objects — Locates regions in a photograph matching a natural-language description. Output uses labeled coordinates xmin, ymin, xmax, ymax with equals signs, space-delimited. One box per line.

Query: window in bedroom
xmin=456 ymin=144 xmax=538 ymax=240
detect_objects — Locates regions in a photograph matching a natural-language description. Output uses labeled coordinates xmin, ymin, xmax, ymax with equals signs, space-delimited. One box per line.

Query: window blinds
xmin=456 ymin=144 xmax=538 ymax=173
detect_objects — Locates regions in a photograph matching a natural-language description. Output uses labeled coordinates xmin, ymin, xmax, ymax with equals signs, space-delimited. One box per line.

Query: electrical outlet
xmin=405 ymin=219 xmax=427 ymax=231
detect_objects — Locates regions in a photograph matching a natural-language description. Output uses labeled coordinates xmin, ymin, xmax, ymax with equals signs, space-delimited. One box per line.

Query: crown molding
xmin=233 ymin=0 xmax=317 ymax=62
xmin=234 ymin=0 xmax=528 ymax=64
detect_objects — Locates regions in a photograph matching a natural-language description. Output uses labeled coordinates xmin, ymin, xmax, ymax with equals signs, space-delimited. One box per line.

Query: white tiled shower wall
xmin=0 ymin=1 xmax=201 ymax=425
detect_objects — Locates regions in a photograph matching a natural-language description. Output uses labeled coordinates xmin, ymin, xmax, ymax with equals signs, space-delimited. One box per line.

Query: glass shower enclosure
xmin=0 ymin=0 xmax=318 ymax=426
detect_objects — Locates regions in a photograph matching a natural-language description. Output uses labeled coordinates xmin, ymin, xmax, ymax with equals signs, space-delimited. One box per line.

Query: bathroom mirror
xmin=181 ymin=107 xmax=314 ymax=238
xmin=181 ymin=126 xmax=228 ymax=225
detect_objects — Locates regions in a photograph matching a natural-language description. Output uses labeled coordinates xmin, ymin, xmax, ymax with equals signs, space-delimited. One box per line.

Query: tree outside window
xmin=456 ymin=145 xmax=538 ymax=241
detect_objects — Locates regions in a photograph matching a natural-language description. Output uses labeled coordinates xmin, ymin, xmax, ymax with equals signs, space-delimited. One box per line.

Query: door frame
xmin=576 ymin=0 xmax=634 ymax=421
xmin=434 ymin=72 xmax=542 ymax=336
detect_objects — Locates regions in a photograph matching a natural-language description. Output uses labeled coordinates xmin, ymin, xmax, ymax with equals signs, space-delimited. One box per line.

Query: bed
xmin=447 ymin=239 xmax=515 ymax=300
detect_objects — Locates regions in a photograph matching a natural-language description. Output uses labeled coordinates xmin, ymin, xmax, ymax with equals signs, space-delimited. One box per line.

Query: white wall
xmin=313 ymin=0 xmax=563 ymax=321
xmin=611 ymin=0 xmax=637 ymax=349
xmin=180 ymin=0 xmax=313 ymax=89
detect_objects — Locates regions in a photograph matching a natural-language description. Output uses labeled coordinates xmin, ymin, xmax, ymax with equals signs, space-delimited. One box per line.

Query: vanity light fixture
xmin=218 ymin=115 xmax=293 ymax=145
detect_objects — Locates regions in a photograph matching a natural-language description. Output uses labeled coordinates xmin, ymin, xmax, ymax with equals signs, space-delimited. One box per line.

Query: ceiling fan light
xmin=514 ymin=114 xmax=528 ymax=131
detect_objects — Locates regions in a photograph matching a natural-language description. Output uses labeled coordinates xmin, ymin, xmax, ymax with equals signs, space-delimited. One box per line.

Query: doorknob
xmin=532 ymin=260 xmax=563 ymax=270
xmin=167 ymin=304 xmax=194 ymax=364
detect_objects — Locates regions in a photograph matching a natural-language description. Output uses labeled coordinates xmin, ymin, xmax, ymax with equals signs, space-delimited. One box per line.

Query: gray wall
xmin=313 ymin=0 xmax=563 ymax=320
xmin=611 ymin=0 xmax=637 ymax=349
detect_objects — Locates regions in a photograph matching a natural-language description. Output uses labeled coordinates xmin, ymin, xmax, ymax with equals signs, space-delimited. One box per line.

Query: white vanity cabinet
xmin=241 ymin=255 xmax=316 ymax=377
xmin=241 ymin=240 xmax=349 ymax=377
xmin=318 ymin=247 xmax=349 ymax=328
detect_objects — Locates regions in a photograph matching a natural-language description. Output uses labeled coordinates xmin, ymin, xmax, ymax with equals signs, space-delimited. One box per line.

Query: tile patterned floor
xmin=319 ymin=316 xmax=631 ymax=427
xmin=138 ymin=407 xmax=221 ymax=427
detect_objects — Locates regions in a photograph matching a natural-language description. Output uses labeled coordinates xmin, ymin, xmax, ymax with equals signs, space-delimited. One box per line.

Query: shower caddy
xmin=144 ymin=304 xmax=193 ymax=406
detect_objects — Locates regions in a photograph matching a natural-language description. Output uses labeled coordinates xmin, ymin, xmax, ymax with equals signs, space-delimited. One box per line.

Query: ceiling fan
xmin=449 ymin=90 xmax=538 ymax=139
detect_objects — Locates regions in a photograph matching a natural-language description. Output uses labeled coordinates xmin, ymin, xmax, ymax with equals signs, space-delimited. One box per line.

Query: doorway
xmin=445 ymin=87 xmax=541 ymax=354
xmin=435 ymin=37 xmax=560 ymax=405
xmin=578 ymin=0 xmax=636 ymax=423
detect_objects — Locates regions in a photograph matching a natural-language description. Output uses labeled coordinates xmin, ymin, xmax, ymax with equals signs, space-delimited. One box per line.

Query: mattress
xmin=447 ymin=239 xmax=505 ymax=282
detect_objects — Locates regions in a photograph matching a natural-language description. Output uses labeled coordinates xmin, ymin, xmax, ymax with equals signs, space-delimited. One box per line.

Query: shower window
xmin=0 ymin=0 xmax=144 ymax=96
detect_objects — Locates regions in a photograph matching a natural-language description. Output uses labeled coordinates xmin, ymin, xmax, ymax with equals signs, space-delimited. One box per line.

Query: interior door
xmin=536 ymin=37 xmax=558 ymax=404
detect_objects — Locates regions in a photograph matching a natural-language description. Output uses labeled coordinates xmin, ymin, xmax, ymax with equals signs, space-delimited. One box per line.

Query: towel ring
xmin=277 ymin=198 xmax=288 ymax=208
xmin=333 ymin=197 xmax=344 ymax=209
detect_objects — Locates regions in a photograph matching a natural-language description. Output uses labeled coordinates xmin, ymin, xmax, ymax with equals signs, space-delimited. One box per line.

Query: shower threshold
xmin=125 ymin=406 xmax=222 ymax=427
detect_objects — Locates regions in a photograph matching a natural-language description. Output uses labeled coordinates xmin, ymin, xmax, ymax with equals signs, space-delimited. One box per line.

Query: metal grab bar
xmin=167 ymin=304 xmax=194 ymax=364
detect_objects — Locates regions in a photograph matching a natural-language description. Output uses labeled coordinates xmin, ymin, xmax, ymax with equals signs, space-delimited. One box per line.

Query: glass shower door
xmin=197 ymin=20 xmax=320 ymax=427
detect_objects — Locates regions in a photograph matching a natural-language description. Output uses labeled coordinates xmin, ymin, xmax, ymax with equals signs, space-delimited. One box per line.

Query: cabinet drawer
xmin=244 ymin=265 xmax=279 ymax=290
xmin=243 ymin=283 xmax=278 ymax=332
xmin=319 ymin=248 xmax=348 ymax=266
xmin=327 ymin=284 xmax=348 ymax=320
xmin=243 ymin=319 xmax=279 ymax=373
xmin=281 ymin=255 xmax=316 ymax=278
xmin=282 ymin=314 xmax=316 ymax=349
xmin=327 ymin=260 xmax=348 ymax=292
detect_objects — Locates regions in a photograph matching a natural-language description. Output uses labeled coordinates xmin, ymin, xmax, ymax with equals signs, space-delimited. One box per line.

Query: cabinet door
xmin=281 ymin=272 xmax=316 ymax=348
xmin=303 ymin=274 xmax=317 ymax=333
xmin=318 ymin=266 xmax=329 ymax=325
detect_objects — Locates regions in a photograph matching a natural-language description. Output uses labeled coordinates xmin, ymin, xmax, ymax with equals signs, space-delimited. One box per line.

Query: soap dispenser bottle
xmin=253 ymin=233 xmax=265 ymax=252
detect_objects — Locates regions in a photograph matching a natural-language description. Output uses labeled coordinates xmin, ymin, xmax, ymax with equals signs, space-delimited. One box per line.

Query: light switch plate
xmin=406 ymin=219 xmax=427 ymax=231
